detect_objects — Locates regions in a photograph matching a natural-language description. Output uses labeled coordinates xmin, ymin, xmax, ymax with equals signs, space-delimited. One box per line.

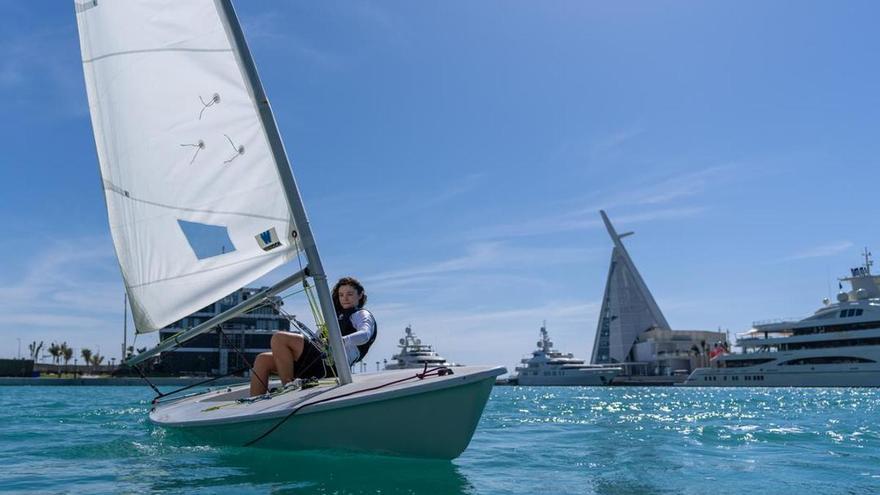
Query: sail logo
xmin=256 ymin=227 xmax=282 ymax=251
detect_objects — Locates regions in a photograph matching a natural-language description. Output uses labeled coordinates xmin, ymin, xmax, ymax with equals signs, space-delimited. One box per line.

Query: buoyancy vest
xmin=338 ymin=308 xmax=377 ymax=364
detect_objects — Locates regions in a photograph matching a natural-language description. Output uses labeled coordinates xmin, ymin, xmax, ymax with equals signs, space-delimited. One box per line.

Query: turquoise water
xmin=2 ymin=386 xmax=879 ymax=494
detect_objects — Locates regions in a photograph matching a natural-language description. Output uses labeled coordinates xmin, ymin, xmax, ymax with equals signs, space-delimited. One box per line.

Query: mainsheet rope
xmin=131 ymin=231 xmax=341 ymax=402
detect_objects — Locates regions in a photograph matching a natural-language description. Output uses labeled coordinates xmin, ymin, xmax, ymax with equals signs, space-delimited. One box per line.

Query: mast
xmin=216 ymin=0 xmax=352 ymax=384
xmin=122 ymin=292 xmax=128 ymax=362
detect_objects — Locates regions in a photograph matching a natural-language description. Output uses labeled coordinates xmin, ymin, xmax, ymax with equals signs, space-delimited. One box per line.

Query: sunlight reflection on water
xmin=1 ymin=386 xmax=879 ymax=494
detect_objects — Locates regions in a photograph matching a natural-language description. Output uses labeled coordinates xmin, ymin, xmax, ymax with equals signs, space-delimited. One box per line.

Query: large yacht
xmin=384 ymin=326 xmax=460 ymax=370
xmin=514 ymin=325 xmax=621 ymax=386
xmin=682 ymin=251 xmax=880 ymax=387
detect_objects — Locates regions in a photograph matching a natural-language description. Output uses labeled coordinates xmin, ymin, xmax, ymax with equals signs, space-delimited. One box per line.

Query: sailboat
xmin=74 ymin=0 xmax=505 ymax=459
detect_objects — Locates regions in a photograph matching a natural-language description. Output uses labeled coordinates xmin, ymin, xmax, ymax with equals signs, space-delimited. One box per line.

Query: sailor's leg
xmin=271 ymin=332 xmax=305 ymax=385
xmin=250 ymin=352 xmax=275 ymax=396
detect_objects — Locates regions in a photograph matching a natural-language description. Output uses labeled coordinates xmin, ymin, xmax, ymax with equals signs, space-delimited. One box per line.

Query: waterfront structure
xmin=591 ymin=210 xmax=671 ymax=365
xmin=384 ymin=326 xmax=460 ymax=370
xmin=156 ymin=287 xmax=289 ymax=376
xmin=682 ymin=251 xmax=880 ymax=387
xmin=0 ymin=359 xmax=34 ymax=377
xmin=591 ymin=210 xmax=727 ymax=376
xmin=633 ymin=328 xmax=728 ymax=376
xmin=515 ymin=325 xmax=620 ymax=385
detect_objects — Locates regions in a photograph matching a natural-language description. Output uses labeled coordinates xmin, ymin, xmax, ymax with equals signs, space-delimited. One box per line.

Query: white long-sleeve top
xmin=341 ymin=309 xmax=376 ymax=365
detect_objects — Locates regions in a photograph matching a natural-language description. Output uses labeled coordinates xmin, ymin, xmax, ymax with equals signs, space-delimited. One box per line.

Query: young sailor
xmin=249 ymin=276 xmax=377 ymax=396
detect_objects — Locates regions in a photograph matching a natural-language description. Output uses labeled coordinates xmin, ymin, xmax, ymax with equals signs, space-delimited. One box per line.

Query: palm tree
xmin=61 ymin=343 xmax=73 ymax=376
xmin=689 ymin=344 xmax=701 ymax=370
xmin=700 ymin=340 xmax=708 ymax=368
xmin=47 ymin=342 xmax=61 ymax=376
xmin=81 ymin=348 xmax=93 ymax=373
xmin=90 ymin=354 xmax=105 ymax=374
xmin=48 ymin=342 xmax=60 ymax=363
xmin=28 ymin=341 xmax=44 ymax=362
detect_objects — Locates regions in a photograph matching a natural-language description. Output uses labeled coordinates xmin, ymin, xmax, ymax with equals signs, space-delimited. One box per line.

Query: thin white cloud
xmin=0 ymin=25 xmax=87 ymax=119
xmin=242 ymin=11 xmax=347 ymax=71
xmin=348 ymin=1 xmax=396 ymax=31
xmin=472 ymin=206 xmax=705 ymax=239
xmin=363 ymin=241 xmax=598 ymax=287
xmin=786 ymin=241 xmax=854 ymax=261
xmin=590 ymin=127 xmax=644 ymax=157
xmin=416 ymin=173 xmax=486 ymax=208
xmin=546 ymin=126 xmax=644 ymax=168
xmin=578 ymin=164 xmax=735 ymax=213
xmin=3 ymin=314 xmax=110 ymax=329
xmin=468 ymin=163 xmax=740 ymax=240
xmin=0 ymin=236 xmax=125 ymax=358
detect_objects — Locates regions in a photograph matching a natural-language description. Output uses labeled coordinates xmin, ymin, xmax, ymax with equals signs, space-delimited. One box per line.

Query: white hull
xmin=150 ymin=365 xmax=505 ymax=459
xmin=681 ymin=364 xmax=880 ymax=387
xmin=515 ymin=368 xmax=618 ymax=386
xmin=516 ymin=325 xmax=619 ymax=386
xmin=682 ymin=339 xmax=880 ymax=387
xmin=384 ymin=363 xmax=459 ymax=370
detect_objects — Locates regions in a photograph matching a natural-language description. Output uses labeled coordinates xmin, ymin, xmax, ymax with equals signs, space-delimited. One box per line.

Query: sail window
xmin=177 ymin=220 xmax=236 ymax=259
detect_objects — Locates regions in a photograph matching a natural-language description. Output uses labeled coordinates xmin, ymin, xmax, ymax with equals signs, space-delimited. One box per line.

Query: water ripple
xmin=1 ymin=386 xmax=879 ymax=494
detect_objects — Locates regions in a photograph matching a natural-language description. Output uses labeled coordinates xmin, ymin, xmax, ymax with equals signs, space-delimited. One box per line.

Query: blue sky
xmin=1 ymin=2 xmax=878 ymax=374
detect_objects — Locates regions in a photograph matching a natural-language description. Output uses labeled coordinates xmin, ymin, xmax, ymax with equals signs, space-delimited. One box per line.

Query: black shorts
xmin=294 ymin=339 xmax=327 ymax=380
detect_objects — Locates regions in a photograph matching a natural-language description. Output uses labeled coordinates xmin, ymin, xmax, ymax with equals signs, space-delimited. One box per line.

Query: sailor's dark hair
xmin=332 ymin=276 xmax=367 ymax=311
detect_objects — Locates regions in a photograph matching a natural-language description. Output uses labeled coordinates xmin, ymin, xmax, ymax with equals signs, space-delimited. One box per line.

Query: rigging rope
xmin=151 ymin=365 xmax=251 ymax=406
xmin=129 ymin=230 xmax=341 ymax=399
xmin=217 ymin=326 xmax=267 ymax=393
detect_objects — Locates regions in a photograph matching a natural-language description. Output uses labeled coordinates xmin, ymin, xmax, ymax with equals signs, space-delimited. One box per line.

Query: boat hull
xmin=680 ymin=365 xmax=880 ymax=387
xmin=515 ymin=369 xmax=619 ymax=386
xmin=151 ymin=365 xmax=505 ymax=459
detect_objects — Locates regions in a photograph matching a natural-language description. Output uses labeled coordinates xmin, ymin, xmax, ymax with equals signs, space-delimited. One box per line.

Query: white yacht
xmin=384 ymin=326 xmax=460 ymax=370
xmin=682 ymin=251 xmax=880 ymax=387
xmin=515 ymin=325 xmax=621 ymax=386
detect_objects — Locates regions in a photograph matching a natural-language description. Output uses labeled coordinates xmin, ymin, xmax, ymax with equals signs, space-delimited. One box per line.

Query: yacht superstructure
xmin=682 ymin=250 xmax=880 ymax=387
xmin=515 ymin=325 xmax=620 ymax=386
xmin=384 ymin=326 xmax=460 ymax=370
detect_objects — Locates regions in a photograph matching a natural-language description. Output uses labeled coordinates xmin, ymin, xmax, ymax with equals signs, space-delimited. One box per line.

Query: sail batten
xmin=75 ymin=0 xmax=300 ymax=334
xmin=83 ymin=48 xmax=233 ymax=64
xmin=101 ymin=182 xmax=290 ymax=223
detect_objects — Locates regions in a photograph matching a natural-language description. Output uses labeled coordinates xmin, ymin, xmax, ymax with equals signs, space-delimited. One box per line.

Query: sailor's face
xmin=338 ymin=285 xmax=361 ymax=309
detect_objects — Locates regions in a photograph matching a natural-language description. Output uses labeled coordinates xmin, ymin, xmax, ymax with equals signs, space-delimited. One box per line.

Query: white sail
xmin=75 ymin=0 xmax=299 ymax=333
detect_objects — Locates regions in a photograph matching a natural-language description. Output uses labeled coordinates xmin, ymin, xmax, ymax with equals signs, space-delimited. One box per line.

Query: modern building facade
xmin=591 ymin=211 xmax=727 ymax=376
xmin=591 ymin=210 xmax=671 ymax=365
xmin=632 ymin=327 xmax=727 ymax=376
xmin=156 ymin=287 xmax=290 ymax=376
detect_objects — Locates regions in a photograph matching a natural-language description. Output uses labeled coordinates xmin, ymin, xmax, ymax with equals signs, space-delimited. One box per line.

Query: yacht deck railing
xmin=751 ymin=316 xmax=804 ymax=327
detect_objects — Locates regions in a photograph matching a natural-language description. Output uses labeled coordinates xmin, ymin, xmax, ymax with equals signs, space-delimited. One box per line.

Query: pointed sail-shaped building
xmin=591 ymin=211 xmax=671 ymax=364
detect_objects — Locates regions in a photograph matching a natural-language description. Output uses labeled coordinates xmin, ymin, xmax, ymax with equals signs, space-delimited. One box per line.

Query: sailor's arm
xmin=343 ymin=310 xmax=375 ymax=346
